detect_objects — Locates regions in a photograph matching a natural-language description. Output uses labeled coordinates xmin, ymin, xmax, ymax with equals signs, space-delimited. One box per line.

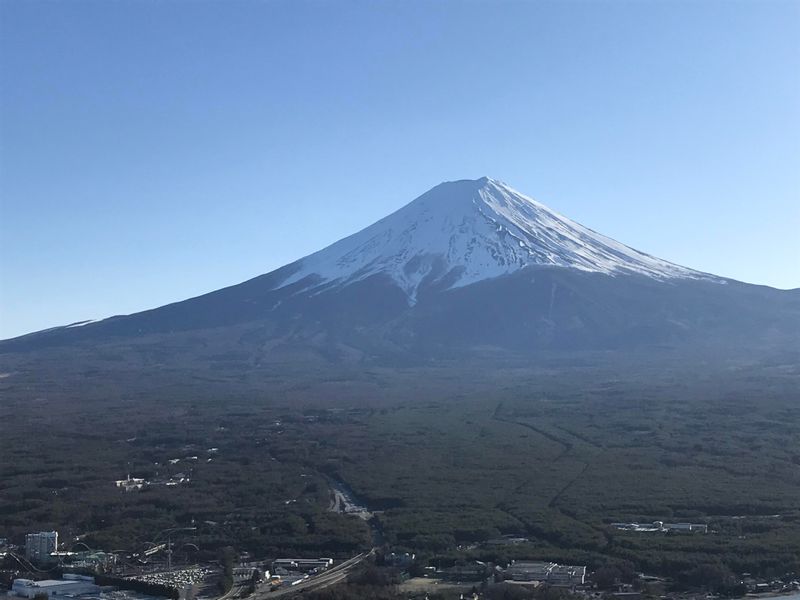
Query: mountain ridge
xmin=1 ymin=178 xmax=797 ymax=365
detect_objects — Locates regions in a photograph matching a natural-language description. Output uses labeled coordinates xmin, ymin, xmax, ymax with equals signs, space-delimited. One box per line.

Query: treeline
xmin=219 ymin=546 xmax=235 ymax=594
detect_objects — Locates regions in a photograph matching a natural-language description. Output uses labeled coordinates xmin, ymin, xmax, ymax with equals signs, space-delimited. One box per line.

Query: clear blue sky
xmin=1 ymin=0 xmax=798 ymax=340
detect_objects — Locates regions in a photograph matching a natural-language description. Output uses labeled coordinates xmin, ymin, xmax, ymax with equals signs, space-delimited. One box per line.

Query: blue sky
xmin=1 ymin=0 xmax=798 ymax=339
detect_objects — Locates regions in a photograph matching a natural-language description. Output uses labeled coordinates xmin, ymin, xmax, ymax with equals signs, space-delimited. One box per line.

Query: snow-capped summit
xmin=278 ymin=177 xmax=711 ymax=302
xmin=4 ymin=175 xmax=795 ymax=360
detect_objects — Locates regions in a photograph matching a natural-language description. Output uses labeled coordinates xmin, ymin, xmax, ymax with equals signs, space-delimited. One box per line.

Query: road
xmin=327 ymin=478 xmax=372 ymax=520
xmin=251 ymin=550 xmax=374 ymax=598
xmin=215 ymin=583 xmax=245 ymax=600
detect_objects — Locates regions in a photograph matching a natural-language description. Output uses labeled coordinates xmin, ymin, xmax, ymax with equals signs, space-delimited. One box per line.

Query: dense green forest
xmin=1 ymin=354 xmax=798 ymax=582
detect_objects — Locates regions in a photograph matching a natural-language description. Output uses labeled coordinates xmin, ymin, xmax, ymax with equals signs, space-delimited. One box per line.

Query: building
xmin=385 ymin=552 xmax=415 ymax=568
xmin=548 ymin=564 xmax=586 ymax=585
xmin=271 ymin=558 xmax=333 ymax=573
xmin=505 ymin=561 xmax=586 ymax=585
xmin=611 ymin=521 xmax=708 ymax=533
xmin=440 ymin=564 xmax=487 ymax=582
xmin=505 ymin=562 xmax=551 ymax=582
xmin=485 ymin=536 xmax=529 ymax=546
xmin=25 ymin=531 xmax=58 ymax=563
xmin=233 ymin=566 xmax=262 ymax=583
xmin=11 ymin=575 xmax=99 ymax=598
xmin=663 ymin=522 xmax=708 ymax=533
xmin=115 ymin=475 xmax=147 ymax=492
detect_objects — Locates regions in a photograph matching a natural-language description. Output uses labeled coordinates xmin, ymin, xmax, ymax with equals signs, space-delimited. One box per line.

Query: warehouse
xmin=11 ymin=575 xmax=99 ymax=598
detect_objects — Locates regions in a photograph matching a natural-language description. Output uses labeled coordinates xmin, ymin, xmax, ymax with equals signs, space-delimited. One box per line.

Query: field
xmin=1 ymin=351 xmax=798 ymax=582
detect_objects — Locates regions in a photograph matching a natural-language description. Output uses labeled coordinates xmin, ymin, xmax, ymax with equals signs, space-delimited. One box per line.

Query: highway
xmin=216 ymin=583 xmax=245 ymax=600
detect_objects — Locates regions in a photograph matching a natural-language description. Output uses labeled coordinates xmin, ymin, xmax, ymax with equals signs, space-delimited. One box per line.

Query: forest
xmin=1 ymin=352 xmax=798 ymax=585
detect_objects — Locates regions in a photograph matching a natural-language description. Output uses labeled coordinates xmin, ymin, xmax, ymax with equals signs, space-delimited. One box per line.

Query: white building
xmin=271 ymin=558 xmax=333 ymax=573
xmin=115 ymin=475 xmax=146 ymax=492
xmin=664 ymin=522 xmax=708 ymax=533
xmin=11 ymin=575 xmax=99 ymax=598
xmin=25 ymin=531 xmax=58 ymax=563
xmin=505 ymin=561 xmax=586 ymax=585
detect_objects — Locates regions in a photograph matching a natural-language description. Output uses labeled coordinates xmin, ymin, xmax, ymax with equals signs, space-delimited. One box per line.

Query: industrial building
xmin=271 ymin=558 xmax=333 ymax=573
xmin=115 ymin=475 xmax=147 ymax=492
xmin=11 ymin=575 xmax=99 ymax=598
xmin=611 ymin=521 xmax=708 ymax=533
xmin=440 ymin=564 xmax=487 ymax=582
xmin=549 ymin=564 xmax=587 ymax=585
xmin=663 ymin=522 xmax=708 ymax=533
xmin=385 ymin=552 xmax=415 ymax=568
xmin=505 ymin=561 xmax=586 ymax=585
xmin=25 ymin=531 xmax=58 ymax=563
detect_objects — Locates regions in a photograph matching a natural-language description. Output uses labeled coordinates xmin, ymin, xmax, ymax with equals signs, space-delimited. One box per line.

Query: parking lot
xmin=127 ymin=567 xmax=215 ymax=590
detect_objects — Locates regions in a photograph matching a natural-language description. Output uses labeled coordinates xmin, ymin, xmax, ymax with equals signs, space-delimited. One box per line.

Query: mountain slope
xmin=1 ymin=178 xmax=797 ymax=364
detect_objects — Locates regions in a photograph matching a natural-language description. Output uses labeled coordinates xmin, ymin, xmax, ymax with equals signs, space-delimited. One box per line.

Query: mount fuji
xmin=2 ymin=178 xmax=798 ymax=364
xmin=277 ymin=177 xmax=714 ymax=302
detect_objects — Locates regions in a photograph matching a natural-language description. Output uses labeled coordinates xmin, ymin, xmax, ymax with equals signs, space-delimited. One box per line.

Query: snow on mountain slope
xmin=278 ymin=177 xmax=715 ymax=302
